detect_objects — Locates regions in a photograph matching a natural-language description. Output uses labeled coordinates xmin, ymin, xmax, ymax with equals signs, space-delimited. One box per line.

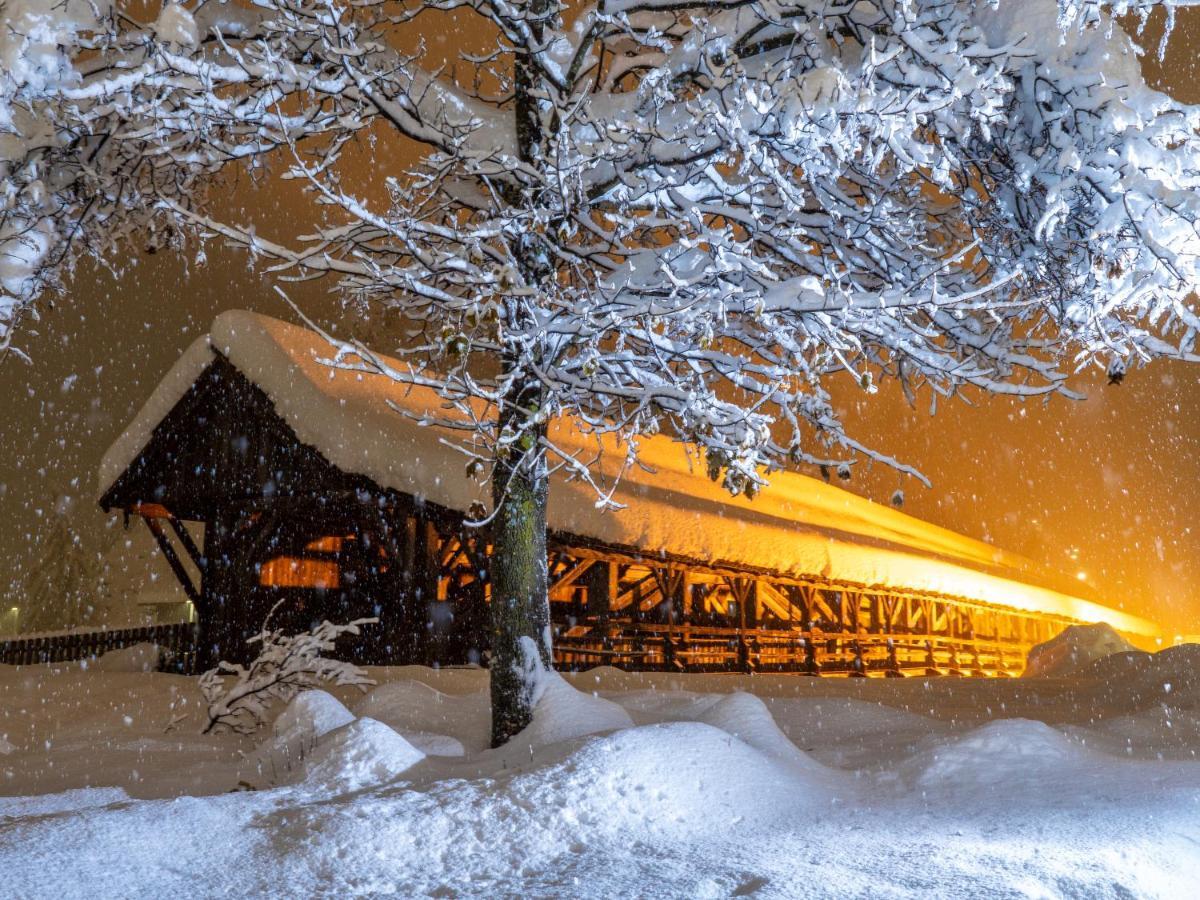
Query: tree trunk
xmin=488 ymin=408 xmax=552 ymax=747
xmin=488 ymin=0 xmax=558 ymax=746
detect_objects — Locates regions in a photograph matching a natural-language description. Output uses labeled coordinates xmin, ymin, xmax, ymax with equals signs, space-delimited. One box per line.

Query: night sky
xmin=1 ymin=8 xmax=1197 ymax=635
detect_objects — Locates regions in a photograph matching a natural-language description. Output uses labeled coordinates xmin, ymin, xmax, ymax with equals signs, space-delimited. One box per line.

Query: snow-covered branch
xmin=5 ymin=0 xmax=1200 ymax=497
xmin=199 ymin=607 xmax=377 ymax=735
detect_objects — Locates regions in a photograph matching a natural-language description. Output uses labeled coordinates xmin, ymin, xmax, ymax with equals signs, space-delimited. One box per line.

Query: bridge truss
xmin=134 ymin=496 xmax=1089 ymax=676
xmin=424 ymin=513 xmax=1081 ymax=678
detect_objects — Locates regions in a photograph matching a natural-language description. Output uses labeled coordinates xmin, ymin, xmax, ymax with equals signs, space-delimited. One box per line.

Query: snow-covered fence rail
xmin=0 ymin=623 xmax=198 ymax=672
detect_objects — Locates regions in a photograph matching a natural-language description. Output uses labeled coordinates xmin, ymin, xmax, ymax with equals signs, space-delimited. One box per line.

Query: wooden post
xmin=197 ymin=506 xmax=239 ymax=670
xmin=802 ymin=629 xmax=820 ymax=675
xmin=924 ymin=640 xmax=939 ymax=676
xmin=410 ymin=513 xmax=439 ymax=666
xmin=850 ymin=639 xmax=867 ymax=677
xmin=731 ymin=578 xmax=758 ymax=672
xmin=663 ymin=630 xmax=677 ymax=670
xmin=886 ymin=638 xmax=902 ymax=677
xmin=584 ymin=560 xmax=613 ymax=625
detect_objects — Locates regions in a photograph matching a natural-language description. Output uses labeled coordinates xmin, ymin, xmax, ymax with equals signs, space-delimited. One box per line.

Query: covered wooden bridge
xmin=99 ymin=312 xmax=1160 ymax=675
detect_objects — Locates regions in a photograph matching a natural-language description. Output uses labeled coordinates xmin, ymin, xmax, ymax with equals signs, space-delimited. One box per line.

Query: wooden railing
xmin=0 ymin=622 xmax=199 ymax=674
xmin=552 ymin=622 xmax=1029 ymax=677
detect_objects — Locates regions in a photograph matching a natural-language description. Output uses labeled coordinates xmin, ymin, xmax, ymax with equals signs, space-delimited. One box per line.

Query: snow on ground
xmin=1 ymin=654 xmax=1198 ymax=898
xmin=1023 ymin=622 xmax=1139 ymax=677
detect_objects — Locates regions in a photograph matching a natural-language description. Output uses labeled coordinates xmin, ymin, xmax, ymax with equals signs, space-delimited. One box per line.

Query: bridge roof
xmin=99 ymin=310 xmax=1159 ymax=638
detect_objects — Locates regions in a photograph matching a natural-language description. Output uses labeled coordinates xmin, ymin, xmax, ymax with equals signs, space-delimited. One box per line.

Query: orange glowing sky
xmin=0 ymin=5 xmax=1197 ymax=634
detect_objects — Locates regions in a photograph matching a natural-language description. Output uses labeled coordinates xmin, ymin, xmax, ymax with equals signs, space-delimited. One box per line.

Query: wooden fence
xmin=552 ymin=622 xmax=1030 ymax=676
xmin=0 ymin=622 xmax=200 ymax=673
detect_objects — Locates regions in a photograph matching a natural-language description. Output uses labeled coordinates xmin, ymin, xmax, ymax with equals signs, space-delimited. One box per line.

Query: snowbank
xmin=510 ymin=721 xmax=840 ymax=839
xmin=514 ymin=671 xmax=635 ymax=749
xmin=91 ymin=642 xmax=161 ymax=673
xmin=693 ymin=691 xmax=825 ymax=773
xmin=1084 ymin=642 xmax=1200 ymax=699
xmin=272 ymin=690 xmax=355 ymax=741
xmin=606 ymin=688 xmax=823 ymax=774
xmin=240 ymin=690 xmax=359 ymax=787
xmin=355 ymin=678 xmax=489 ymax=754
xmin=4 ymin=661 xmax=1200 ymax=897
xmin=902 ymin=718 xmax=1085 ymax=794
xmin=1023 ymin=622 xmax=1138 ymax=677
xmin=354 ymin=667 xmax=637 ymax=756
xmin=302 ymin=718 xmax=425 ymax=792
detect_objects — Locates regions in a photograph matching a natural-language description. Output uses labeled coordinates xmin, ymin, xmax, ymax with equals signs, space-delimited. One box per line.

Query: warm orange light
xmin=130 ymin=502 xmax=173 ymax=519
xmin=304 ymin=535 xmax=349 ymax=553
xmin=259 ymin=556 xmax=340 ymax=589
xmin=699 ymin=587 xmax=732 ymax=616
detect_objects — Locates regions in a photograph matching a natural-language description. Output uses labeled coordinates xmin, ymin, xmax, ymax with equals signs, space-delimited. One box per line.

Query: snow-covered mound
xmin=303 ymin=718 xmax=425 ymax=792
xmin=512 ymin=721 xmax=840 ymax=839
xmin=902 ymin=719 xmax=1084 ymax=794
xmin=355 ymin=678 xmax=489 ymax=754
xmin=1023 ymin=623 xmax=1137 ymax=677
xmin=1082 ymin=643 xmax=1200 ymax=710
xmin=272 ymin=690 xmax=355 ymax=741
xmin=92 ymin=642 xmax=160 ymax=673
xmin=610 ymin=689 xmax=824 ymax=774
xmin=514 ymin=672 xmax=634 ymax=750
xmin=699 ymin=692 xmax=829 ymax=774
xmin=240 ymin=690 xmax=359 ymax=788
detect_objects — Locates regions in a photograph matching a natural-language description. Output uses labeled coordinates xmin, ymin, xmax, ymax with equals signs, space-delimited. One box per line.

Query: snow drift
xmin=513 ymin=670 xmax=635 ymax=750
xmin=1023 ymin=622 xmax=1138 ymax=677
xmin=354 ymin=677 xmax=489 ymax=755
xmin=2 ymin=659 xmax=1200 ymax=897
xmin=301 ymin=717 xmax=425 ymax=792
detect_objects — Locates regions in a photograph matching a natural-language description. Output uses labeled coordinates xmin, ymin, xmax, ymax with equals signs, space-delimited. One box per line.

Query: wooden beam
xmin=550 ymin=558 xmax=596 ymax=595
xmin=167 ymin=516 xmax=205 ymax=573
xmin=142 ymin=516 xmax=202 ymax=607
xmin=612 ymin=570 xmax=658 ymax=612
xmin=583 ymin=560 xmax=614 ymax=624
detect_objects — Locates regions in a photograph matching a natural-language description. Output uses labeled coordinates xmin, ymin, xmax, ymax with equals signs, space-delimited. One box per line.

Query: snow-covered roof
xmin=99 ymin=311 xmax=1159 ymax=638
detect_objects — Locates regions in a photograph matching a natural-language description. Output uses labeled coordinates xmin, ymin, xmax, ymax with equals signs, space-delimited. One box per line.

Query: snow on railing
xmin=0 ymin=622 xmax=199 ymax=673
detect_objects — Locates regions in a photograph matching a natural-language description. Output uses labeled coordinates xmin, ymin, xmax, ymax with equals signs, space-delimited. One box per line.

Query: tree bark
xmin=489 ymin=403 xmax=552 ymax=747
xmin=487 ymin=0 xmax=559 ymax=746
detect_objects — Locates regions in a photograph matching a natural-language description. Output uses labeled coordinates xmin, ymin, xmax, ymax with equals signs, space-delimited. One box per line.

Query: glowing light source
xmin=259 ymin=556 xmax=339 ymax=589
xmin=304 ymin=535 xmax=349 ymax=552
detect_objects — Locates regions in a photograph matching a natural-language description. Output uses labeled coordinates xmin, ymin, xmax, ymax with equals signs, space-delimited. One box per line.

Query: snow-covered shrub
xmin=199 ymin=608 xmax=377 ymax=734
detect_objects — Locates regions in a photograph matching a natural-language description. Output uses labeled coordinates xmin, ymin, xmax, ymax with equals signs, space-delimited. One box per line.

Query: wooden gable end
xmin=100 ymin=354 xmax=378 ymax=520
